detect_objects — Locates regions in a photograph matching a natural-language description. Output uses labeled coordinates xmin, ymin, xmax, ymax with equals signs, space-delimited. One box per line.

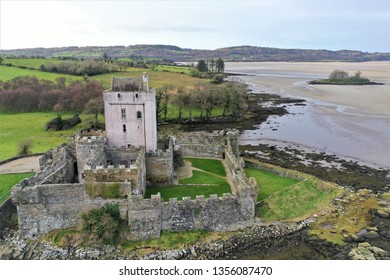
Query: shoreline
xmin=242 ymin=137 xmax=389 ymax=170
xmin=225 ymin=61 xmax=390 ymax=169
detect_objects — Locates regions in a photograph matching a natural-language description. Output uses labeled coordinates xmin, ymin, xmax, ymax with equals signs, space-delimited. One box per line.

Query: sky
xmin=0 ymin=0 xmax=389 ymax=52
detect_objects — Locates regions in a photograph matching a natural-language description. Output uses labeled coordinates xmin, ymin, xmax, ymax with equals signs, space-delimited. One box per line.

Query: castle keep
xmin=11 ymin=75 xmax=258 ymax=241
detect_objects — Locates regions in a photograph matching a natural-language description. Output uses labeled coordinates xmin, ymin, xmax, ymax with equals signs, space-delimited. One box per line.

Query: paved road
xmin=0 ymin=156 xmax=41 ymax=174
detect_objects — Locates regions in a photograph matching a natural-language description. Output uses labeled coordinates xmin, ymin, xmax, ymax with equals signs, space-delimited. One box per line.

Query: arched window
xmin=137 ymin=111 xmax=142 ymax=119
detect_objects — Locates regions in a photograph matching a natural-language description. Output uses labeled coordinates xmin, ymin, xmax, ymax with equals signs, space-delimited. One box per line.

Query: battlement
xmin=75 ymin=135 xmax=107 ymax=144
xmin=111 ymin=76 xmax=144 ymax=92
xmin=84 ymin=148 xmax=145 ymax=183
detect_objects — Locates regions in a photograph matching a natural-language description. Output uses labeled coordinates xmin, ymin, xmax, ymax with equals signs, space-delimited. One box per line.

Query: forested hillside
xmin=1 ymin=45 xmax=388 ymax=62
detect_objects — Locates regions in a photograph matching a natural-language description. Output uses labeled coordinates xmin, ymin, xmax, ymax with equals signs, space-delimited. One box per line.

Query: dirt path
xmin=0 ymin=156 xmax=41 ymax=174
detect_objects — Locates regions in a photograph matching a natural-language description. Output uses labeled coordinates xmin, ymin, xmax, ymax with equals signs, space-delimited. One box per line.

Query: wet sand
xmin=226 ymin=61 xmax=390 ymax=168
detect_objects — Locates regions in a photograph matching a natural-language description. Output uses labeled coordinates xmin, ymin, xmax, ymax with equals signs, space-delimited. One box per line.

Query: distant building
xmin=104 ymin=74 xmax=157 ymax=152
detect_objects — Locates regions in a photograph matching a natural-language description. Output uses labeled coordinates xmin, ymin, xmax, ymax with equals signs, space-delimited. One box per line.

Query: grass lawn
xmin=146 ymin=158 xmax=231 ymax=201
xmin=245 ymin=168 xmax=300 ymax=201
xmin=0 ymin=172 xmax=34 ymax=205
xmin=185 ymin=157 xmax=226 ymax=176
xmin=0 ymin=112 xmax=101 ymax=160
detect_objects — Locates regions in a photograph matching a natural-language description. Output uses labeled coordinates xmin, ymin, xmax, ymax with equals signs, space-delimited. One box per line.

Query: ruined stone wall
xmin=84 ymin=149 xmax=146 ymax=197
xmin=128 ymin=194 xmax=162 ymax=241
xmin=85 ymin=147 xmax=106 ymax=169
xmin=13 ymin=146 xmax=76 ymax=191
xmin=12 ymin=181 xmax=131 ymax=238
xmin=175 ymin=131 xmax=225 ymax=158
xmin=161 ymin=197 xmax=195 ymax=231
xmin=75 ymin=136 xmax=106 ymax=182
xmin=145 ymin=138 xmax=173 ymax=185
xmin=106 ymin=147 xmax=140 ymax=167
xmin=13 ymin=183 xmax=86 ymax=238
xmin=0 ymin=199 xmax=16 ymax=231
xmin=161 ymin=193 xmax=253 ymax=233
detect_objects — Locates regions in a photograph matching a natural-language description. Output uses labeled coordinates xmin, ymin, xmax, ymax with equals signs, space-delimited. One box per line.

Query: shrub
xmin=81 ymin=204 xmax=121 ymax=245
xmin=211 ymin=74 xmax=224 ymax=84
xmin=45 ymin=115 xmax=81 ymax=131
xmin=18 ymin=139 xmax=33 ymax=156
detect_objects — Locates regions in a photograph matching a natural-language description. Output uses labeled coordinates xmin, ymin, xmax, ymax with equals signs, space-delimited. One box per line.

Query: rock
xmin=358 ymin=242 xmax=371 ymax=248
xmin=365 ymin=231 xmax=380 ymax=239
xmin=190 ymin=246 xmax=197 ymax=257
xmin=86 ymin=249 xmax=100 ymax=259
xmin=376 ymin=209 xmax=389 ymax=218
xmin=348 ymin=247 xmax=376 ymax=260
xmin=370 ymin=246 xmax=388 ymax=258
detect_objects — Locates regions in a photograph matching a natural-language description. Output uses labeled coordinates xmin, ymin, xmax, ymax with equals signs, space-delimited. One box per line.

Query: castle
xmin=11 ymin=74 xmax=258 ymax=241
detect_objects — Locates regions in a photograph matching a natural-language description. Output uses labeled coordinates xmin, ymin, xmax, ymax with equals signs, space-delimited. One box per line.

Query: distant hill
xmin=1 ymin=45 xmax=389 ymax=62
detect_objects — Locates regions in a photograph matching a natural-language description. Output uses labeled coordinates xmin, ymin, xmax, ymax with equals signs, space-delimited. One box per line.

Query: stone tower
xmin=103 ymin=74 xmax=157 ymax=152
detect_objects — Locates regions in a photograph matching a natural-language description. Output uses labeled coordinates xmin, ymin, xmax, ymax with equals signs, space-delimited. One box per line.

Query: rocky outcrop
xmin=0 ymin=220 xmax=313 ymax=260
xmin=348 ymin=242 xmax=389 ymax=260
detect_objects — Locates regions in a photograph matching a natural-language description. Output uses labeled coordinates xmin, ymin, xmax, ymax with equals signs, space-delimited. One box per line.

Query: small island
xmin=309 ymin=70 xmax=384 ymax=85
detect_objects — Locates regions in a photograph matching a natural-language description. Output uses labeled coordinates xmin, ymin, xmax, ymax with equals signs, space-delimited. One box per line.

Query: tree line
xmin=38 ymin=60 xmax=121 ymax=76
xmin=156 ymin=81 xmax=247 ymax=122
xmin=0 ymin=75 xmax=248 ymax=125
xmin=0 ymin=76 xmax=103 ymax=113
xmin=189 ymin=58 xmax=225 ymax=83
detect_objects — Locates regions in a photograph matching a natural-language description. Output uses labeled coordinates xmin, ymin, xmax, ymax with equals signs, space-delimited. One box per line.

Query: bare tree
xmin=84 ymin=96 xmax=104 ymax=128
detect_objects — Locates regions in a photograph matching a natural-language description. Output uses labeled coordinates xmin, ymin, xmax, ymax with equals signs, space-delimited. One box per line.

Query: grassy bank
xmin=0 ymin=173 xmax=34 ymax=205
xmin=244 ymin=161 xmax=343 ymax=222
xmin=245 ymin=168 xmax=300 ymax=201
xmin=0 ymin=112 xmax=100 ymax=160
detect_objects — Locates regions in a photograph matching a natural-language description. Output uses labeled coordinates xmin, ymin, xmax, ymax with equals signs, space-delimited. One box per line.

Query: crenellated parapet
xmin=83 ymin=148 xmax=146 ymax=198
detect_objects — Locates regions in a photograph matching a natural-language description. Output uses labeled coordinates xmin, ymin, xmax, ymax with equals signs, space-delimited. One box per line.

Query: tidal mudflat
xmin=226 ymin=61 xmax=390 ymax=168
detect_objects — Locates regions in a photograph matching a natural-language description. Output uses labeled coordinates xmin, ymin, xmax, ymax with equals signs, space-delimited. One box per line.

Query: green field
xmin=146 ymin=158 xmax=231 ymax=201
xmin=3 ymin=58 xmax=63 ymax=69
xmin=1 ymin=59 xmax=207 ymax=90
xmin=0 ymin=112 xmax=100 ymax=160
xmin=245 ymin=168 xmax=300 ymax=201
xmin=0 ymin=173 xmax=34 ymax=205
xmin=0 ymin=66 xmax=82 ymax=82
xmin=153 ymin=65 xmax=192 ymax=75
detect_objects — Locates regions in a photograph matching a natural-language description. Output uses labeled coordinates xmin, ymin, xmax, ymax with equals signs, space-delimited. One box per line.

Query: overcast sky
xmin=1 ymin=0 xmax=389 ymax=52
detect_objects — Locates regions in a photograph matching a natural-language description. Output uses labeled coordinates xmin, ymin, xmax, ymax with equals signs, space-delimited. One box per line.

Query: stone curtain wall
xmin=0 ymin=199 xmax=16 ymax=231
xmin=13 ymin=183 xmax=86 ymax=238
xmin=13 ymin=182 xmax=130 ymax=238
xmin=175 ymin=131 xmax=225 ymax=158
xmin=128 ymin=194 xmax=162 ymax=241
xmin=145 ymin=138 xmax=174 ymax=185
xmin=161 ymin=193 xmax=252 ymax=233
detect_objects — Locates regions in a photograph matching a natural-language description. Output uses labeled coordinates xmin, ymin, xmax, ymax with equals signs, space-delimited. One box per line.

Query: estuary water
xmin=225 ymin=62 xmax=390 ymax=168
